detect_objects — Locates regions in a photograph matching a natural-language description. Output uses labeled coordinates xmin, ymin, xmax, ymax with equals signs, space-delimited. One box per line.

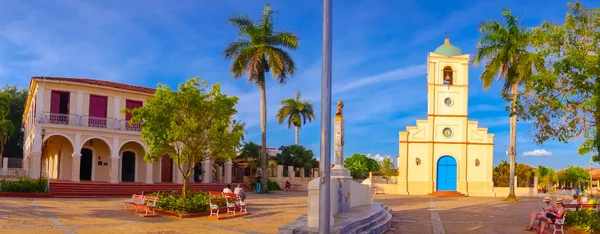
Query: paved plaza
xmin=0 ymin=192 xmax=576 ymax=234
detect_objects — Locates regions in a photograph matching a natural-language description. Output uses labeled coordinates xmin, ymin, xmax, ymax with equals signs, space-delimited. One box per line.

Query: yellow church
xmin=397 ymin=38 xmax=495 ymax=197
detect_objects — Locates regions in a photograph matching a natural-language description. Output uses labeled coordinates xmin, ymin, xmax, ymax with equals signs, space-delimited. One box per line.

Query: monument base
xmin=278 ymin=203 xmax=392 ymax=234
xmin=331 ymin=166 xmax=352 ymax=179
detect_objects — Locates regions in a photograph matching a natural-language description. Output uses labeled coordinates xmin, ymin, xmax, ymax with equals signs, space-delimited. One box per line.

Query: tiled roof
xmin=31 ymin=76 xmax=155 ymax=94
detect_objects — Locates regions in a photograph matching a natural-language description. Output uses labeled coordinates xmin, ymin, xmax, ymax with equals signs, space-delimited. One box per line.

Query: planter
xmin=155 ymin=207 xmax=230 ymax=218
xmin=0 ymin=192 xmax=53 ymax=198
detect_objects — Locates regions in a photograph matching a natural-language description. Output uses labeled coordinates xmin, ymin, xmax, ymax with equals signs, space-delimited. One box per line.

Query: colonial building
xmin=397 ymin=38 xmax=495 ymax=196
xmin=22 ymin=76 xmax=179 ymax=184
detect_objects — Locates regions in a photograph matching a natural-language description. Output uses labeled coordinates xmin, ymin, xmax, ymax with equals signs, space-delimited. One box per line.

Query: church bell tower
xmin=427 ymin=37 xmax=470 ymax=118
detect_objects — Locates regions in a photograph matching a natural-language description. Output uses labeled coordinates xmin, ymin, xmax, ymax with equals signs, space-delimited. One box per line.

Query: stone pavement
xmin=376 ymin=195 xmax=576 ymax=234
xmin=0 ymin=192 xmax=577 ymax=234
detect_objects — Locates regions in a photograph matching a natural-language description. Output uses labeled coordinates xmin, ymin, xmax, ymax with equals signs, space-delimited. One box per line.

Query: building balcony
xmin=39 ymin=112 xmax=142 ymax=132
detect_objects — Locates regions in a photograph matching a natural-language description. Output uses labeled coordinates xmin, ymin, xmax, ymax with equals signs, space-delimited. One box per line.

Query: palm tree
xmin=238 ymin=141 xmax=260 ymax=178
xmin=276 ymin=91 xmax=315 ymax=145
xmin=223 ymin=4 xmax=299 ymax=193
xmin=471 ymin=9 xmax=541 ymax=201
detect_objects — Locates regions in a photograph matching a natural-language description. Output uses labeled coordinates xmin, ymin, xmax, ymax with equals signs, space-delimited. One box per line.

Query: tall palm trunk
xmin=259 ymin=82 xmax=268 ymax=193
xmin=507 ymin=82 xmax=518 ymax=201
xmin=295 ymin=126 xmax=299 ymax=145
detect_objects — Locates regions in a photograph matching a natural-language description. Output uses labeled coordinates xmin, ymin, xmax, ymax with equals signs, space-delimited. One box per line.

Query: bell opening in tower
xmin=443 ymin=66 xmax=453 ymax=85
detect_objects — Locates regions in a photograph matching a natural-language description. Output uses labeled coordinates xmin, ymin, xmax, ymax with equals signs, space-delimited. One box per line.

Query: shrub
xmin=565 ymin=210 xmax=600 ymax=233
xmin=147 ymin=191 xmax=225 ymax=214
xmin=0 ymin=177 xmax=48 ymax=193
xmin=267 ymin=179 xmax=280 ymax=191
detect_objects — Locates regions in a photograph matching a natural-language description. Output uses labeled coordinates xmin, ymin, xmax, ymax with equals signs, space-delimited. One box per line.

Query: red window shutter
xmin=125 ymin=100 xmax=143 ymax=121
xmin=50 ymin=91 xmax=60 ymax=114
xmin=89 ymin=95 xmax=108 ymax=118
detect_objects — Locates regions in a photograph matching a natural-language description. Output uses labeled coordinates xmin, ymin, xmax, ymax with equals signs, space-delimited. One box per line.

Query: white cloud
xmin=522 ymin=149 xmax=553 ymax=157
xmin=366 ymin=153 xmax=393 ymax=164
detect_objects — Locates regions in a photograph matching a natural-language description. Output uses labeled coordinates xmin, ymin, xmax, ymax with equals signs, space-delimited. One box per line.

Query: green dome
xmin=433 ymin=38 xmax=463 ymax=56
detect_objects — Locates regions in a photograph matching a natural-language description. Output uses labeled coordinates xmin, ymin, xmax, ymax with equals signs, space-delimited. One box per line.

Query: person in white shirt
xmin=223 ymin=184 xmax=233 ymax=194
xmin=234 ymin=184 xmax=246 ymax=202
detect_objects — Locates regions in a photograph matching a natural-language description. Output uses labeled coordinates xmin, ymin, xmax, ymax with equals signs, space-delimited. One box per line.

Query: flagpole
xmin=319 ymin=0 xmax=332 ymax=233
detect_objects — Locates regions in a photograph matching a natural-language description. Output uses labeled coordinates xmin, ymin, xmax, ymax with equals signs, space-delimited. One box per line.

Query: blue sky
xmin=0 ymin=0 xmax=597 ymax=171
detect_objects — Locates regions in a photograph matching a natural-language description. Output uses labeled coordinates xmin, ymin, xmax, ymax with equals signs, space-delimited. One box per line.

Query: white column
xmin=71 ymin=153 xmax=82 ymax=182
xmin=145 ymin=161 xmax=153 ymax=184
xmin=30 ymin=151 xmax=42 ymax=179
xmin=224 ymin=159 xmax=233 ymax=184
xmin=217 ymin=166 xmax=223 ymax=183
xmin=109 ymin=156 xmax=119 ymax=183
xmin=201 ymin=158 xmax=211 ymax=183
xmin=34 ymin=86 xmax=44 ymax=122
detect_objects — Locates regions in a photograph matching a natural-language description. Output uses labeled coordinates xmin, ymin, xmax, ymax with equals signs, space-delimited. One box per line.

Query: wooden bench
xmin=209 ymin=191 xmax=223 ymax=197
xmin=578 ymin=203 xmax=598 ymax=211
xmin=563 ymin=203 xmax=598 ymax=211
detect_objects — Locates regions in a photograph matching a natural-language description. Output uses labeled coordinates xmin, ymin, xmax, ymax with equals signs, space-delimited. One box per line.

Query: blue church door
xmin=436 ymin=156 xmax=457 ymax=191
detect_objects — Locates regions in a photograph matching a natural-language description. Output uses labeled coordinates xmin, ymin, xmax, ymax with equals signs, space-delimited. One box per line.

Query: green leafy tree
xmin=379 ymin=157 xmax=398 ymax=177
xmin=0 ymin=92 xmax=14 ymax=160
xmin=493 ymin=160 xmax=510 ymax=187
xmin=0 ymin=86 xmax=27 ymax=158
xmin=516 ymin=163 xmax=536 ymax=187
xmin=471 ymin=9 xmax=541 ymax=201
xmin=276 ymin=91 xmax=315 ymax=145
xmin=344 ymin=153 xmax=381 ymax=179
xmin=238 ymin=141 xmax=260 ymax=177
xmin=223 ymin=4 xmax=300 ymax=192
xmin=536 ymin=166 xmax=558 ymax=191
xmin=559 ymin=166 xmax=591 ymax=189
xmin=126 ymin=77 xmax=245 ymax=199
xmin=278 ymin=144 xmax=317 ymax=176
xmin=517 ymin=2 xmax=600 ymax=161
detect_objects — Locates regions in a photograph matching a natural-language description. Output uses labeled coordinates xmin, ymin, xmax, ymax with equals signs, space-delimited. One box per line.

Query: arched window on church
xmin=443 ymin=66 xmax=453 ymax=85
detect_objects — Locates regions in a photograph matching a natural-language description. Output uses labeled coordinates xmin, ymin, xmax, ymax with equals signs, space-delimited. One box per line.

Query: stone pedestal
xmin=224 ymin=160 xmax=232 ymax=184
xmin=109 ymin=156 xmax=119 ymax=183
xmin=71 ymin=153 xmax=81 ymax=182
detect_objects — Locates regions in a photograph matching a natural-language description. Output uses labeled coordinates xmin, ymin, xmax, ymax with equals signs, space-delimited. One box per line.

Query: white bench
xmin=290 ymin=183 xmax=304 ymax=191
xmin=551 ymin=212 xmax=567 ymax=234
xmin=373 ymin=186 xmax=383 ymax=194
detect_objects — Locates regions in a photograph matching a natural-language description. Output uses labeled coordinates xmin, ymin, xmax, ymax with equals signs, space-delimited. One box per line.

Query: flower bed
xmin=146 ymin=191 xmax=227 ymax=217
xmin=565 ymin=210 xmax=600 ymax=233
xmin=0 ymin=177 xmax=48 ymax=193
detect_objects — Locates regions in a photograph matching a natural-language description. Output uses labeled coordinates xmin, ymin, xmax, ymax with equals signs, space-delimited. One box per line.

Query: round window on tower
xmin=442 ymin=127 xmax=453 ymax=138
xmin=444 ymin=97 xmax=453 ymax=106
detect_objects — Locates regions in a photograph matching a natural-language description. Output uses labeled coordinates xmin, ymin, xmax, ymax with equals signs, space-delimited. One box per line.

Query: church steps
xmin=429 ymin=191 xmax=467 ymax=197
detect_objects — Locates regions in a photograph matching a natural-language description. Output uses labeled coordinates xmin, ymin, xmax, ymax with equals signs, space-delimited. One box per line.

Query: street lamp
xmin=40 ymin=129 xmax=46 ymax=178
